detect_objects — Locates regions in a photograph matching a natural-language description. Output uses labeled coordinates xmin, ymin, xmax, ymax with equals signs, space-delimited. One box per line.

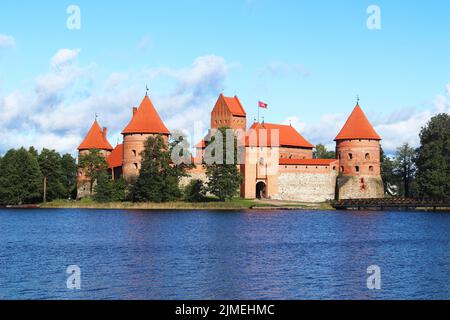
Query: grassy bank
xmin=40 ymin=198 xmax=333 ymax=211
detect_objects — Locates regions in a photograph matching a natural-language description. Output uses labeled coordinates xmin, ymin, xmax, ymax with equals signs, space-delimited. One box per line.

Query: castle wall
xmin=279 ymin=147 xmax=313 ymax=160
xmin=273 ymin=168 xmax=338 ymax=203
xmin=337 ymin=175 xmax=384 ymax=199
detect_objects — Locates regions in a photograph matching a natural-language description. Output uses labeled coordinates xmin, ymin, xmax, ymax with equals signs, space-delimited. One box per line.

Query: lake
xmin=0 ymin=208 xmax=449 ymax=300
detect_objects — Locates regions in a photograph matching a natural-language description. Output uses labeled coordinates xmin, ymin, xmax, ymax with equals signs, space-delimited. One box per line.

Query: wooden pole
xmin=43 ymin=176 xmax=47 ymax=203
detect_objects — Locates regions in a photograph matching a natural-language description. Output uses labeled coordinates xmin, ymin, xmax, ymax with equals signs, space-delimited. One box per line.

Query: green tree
xmin=313 ymin=144 xmax=336 ymax=159
xmin=184 ymin=179 xmax=207 ymax=202
xmin=131 ymin=135 xmax=182 ymax=202
xmin=0 ymin=148 xmax=43 ymax=205
xmin=61 ymin=153 xmax=77 ymax=199
xmin=380 ymin=147 xmax=396 ymax=196
xmin=393 ymin=143 xmax=417 ymax=197
xmin=416 ymin=113 xmax=450 ymax=198
xmin=205 ymin=127 xmax=243 ymax=201
xmin=38 ymin=148 xmax=66 ymax=202
xmin=78 ymin=149 xmax=108 ymax=194
xmin=94 ymin=173 xmax=128 ymax=202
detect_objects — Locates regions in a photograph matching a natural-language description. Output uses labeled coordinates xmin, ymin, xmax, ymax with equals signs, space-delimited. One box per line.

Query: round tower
xmin=77 ymin=120 xmax=114 ymax=198
xmin=335 ymin=103 xmax=384 ymax=199
xmin=121 ymin=95 xmax=170 ymax=180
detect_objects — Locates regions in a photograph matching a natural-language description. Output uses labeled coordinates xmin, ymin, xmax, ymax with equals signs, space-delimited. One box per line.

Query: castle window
xmin=134 ymin=163 xmax=138 ymax=170
xmin=132 ymin=150 xmax=137 ymax=157
xmin=340 ymin=166 xmax=344 ymax=172
xmin=369 ymin=166 xmax=374 ymax=172
xmin=365 ymin=153 xmax=370 ymax=160
xmin=333 ymin=166 xmax=336 ymax=170
xmin=348 ymin=153 xmax=353 ymax=160
xmin=355 ymin=166 xmax=360 ymax=173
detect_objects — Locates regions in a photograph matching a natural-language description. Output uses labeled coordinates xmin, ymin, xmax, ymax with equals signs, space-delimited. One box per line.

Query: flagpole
xmin=258 ymin=103 xmax=260 ymax=123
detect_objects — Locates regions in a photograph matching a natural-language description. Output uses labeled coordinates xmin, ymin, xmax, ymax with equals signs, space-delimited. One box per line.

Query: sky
xmin=0 ymin=0 xmax=449 ymax=155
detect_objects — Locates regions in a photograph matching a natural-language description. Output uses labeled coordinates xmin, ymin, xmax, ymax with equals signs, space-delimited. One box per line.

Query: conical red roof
xmin=122 ymin=95 xmax=170 ymax=135
xmin=78 ymin=120 xmax=113 ymax=151
xmin=335 ymin=104 xmax=381 ymax=141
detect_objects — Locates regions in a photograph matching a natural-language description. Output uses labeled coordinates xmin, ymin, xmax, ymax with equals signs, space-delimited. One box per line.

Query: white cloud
xmin=0 ymin=51 xmax=230 ymax=155
xmin=50 ymin=48 xmax=81 ymax=69
xmin=0 ymin=34 xmax=15 ymax=48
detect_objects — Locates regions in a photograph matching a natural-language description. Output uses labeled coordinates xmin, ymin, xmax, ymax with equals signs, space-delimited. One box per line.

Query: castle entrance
xmin=256 ymin=181 xmax=267 ymax=199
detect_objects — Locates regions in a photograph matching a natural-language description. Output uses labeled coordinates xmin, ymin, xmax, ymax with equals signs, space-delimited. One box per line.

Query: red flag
xmin=258 ymin=101 xmax=268 ymax=109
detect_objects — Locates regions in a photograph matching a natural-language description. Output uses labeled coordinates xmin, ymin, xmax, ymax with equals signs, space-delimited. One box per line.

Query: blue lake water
xmin=0 ymin=208 xmax=449 ymax=300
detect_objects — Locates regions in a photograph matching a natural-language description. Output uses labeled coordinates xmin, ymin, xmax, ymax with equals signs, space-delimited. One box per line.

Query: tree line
xmin=0 ymin=114 xmax=448 ymax=205
xmin=0 ymin=148 xmax=77 ymax=205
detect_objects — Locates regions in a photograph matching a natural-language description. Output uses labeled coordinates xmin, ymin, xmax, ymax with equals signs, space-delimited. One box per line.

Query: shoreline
xmin=36 ymin=199 xmax=334 ymax=211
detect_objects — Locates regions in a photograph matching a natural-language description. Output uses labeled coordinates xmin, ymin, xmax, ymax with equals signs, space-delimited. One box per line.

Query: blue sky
xmin=0 ymin=0 xmax=449 ymax=154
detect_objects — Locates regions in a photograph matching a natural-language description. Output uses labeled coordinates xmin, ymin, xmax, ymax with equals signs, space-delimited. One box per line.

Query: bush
xmin=184 ymin=179 xmax=207 ymax=202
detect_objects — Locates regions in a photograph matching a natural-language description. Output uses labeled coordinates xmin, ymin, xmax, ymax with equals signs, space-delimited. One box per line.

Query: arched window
xmin=355 ymin=166 xmax=360 ymax=173
xmin=132 ymin=150 xmax=137 ymax=157
xmin=134 ymin=163 xmax=138 ymax=170
xmin=365 ymin=153 xmax=370 ymax=160
xmin=348 ymin=153 xmax=353 ymax=160
xmin=340 ymin=166 xmax=344 ymax=172
xmin=369 ymin=166 xmax=374 ymax=172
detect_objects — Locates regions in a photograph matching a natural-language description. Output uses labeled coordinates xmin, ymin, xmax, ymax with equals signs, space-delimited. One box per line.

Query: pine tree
xmin=61 ymin=153 xmax=77 ymax=199
xmin=38 ymin=149 xmax=67 ymax=201
xmin=205 ymin=127 xmax=243 ymax=201
xmin=416 ymin=114 xmax=450 ymax=198
xmin=393 ymin=143 xmax=417 ymax=198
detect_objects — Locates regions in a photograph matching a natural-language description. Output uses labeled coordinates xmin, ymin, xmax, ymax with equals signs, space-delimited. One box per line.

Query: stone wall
xmin=180 ymin=170 xmax=208 ymax=188
xmin=273 ymin=171 xmax=338 ymax=203
xmin=337 ymin=175 xmax=384 ymax=199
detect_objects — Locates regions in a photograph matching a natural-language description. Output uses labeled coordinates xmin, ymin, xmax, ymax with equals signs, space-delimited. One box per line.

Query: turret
xmin=335 ymin=102 xmax=384 ymax=199
xmin=77 ymin=120 xmax=113 ymax=198
xmin=121 ymin=95 xmax=170 ymax=180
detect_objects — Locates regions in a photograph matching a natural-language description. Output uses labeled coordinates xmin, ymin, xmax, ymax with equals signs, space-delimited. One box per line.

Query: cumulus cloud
xmin=51 ymin=48 xmax=81 ymax=69
xmin=0 ymin=51 xmax=229 ymax=155
xmin=0 ymin=34 xmax=15 ymax=48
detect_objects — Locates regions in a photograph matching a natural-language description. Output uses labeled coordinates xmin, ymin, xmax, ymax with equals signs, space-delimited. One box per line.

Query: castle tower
xmin=211 ymin=94 xmax=247 ymax=132
xmin=335 ymin=103 xmax=384 ymax=199
xmin=77 ymin=120 xmax=113 ymax=198
xmin=121 ymin=95 xmax=170 ymax=180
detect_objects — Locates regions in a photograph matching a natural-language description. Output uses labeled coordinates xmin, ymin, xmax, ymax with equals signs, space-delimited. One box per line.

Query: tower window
xmin=134 ymin=163 xmax=138 ymax=170
xmin=132 ymin=150 xmax=137 ymax=157
xmin=355 ymin=166 xmax=360 ymax=173
xmin=365 ymin=153 xmax=370 ymax=160
xmin=348 ymin=153 xmax=353 ymax=160
xmin=369 ymin=166 xmax=374 ymax=172
xmin=340 ymin=166 xmax=344 ymax=172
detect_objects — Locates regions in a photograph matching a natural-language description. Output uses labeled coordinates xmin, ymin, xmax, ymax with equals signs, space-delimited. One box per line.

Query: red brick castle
xmin=77 ymin=94 xmax=384 ymax=201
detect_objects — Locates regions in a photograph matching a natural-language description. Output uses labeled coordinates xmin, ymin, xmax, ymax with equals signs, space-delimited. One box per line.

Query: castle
xmin=77 ymin=93 xmax=384 ymax=202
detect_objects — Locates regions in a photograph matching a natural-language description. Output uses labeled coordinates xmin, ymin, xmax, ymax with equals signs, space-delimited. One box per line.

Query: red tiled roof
xmin=279 ymin=158 xmax=338 ymax=166
xmin=78 ymin=120 xmax=113 ymax=151
xmin=246 ymin=123 xmax=315 ymax=148
xmin=107 ymin=144 xmax=123 ymax=169
xmin=335 ymin=104 xmax=381 ymax=141
xmin=221 ymin=94 xmax=246 ymax=117
xmin=122 ymin=95 xmax=170 ymax=135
